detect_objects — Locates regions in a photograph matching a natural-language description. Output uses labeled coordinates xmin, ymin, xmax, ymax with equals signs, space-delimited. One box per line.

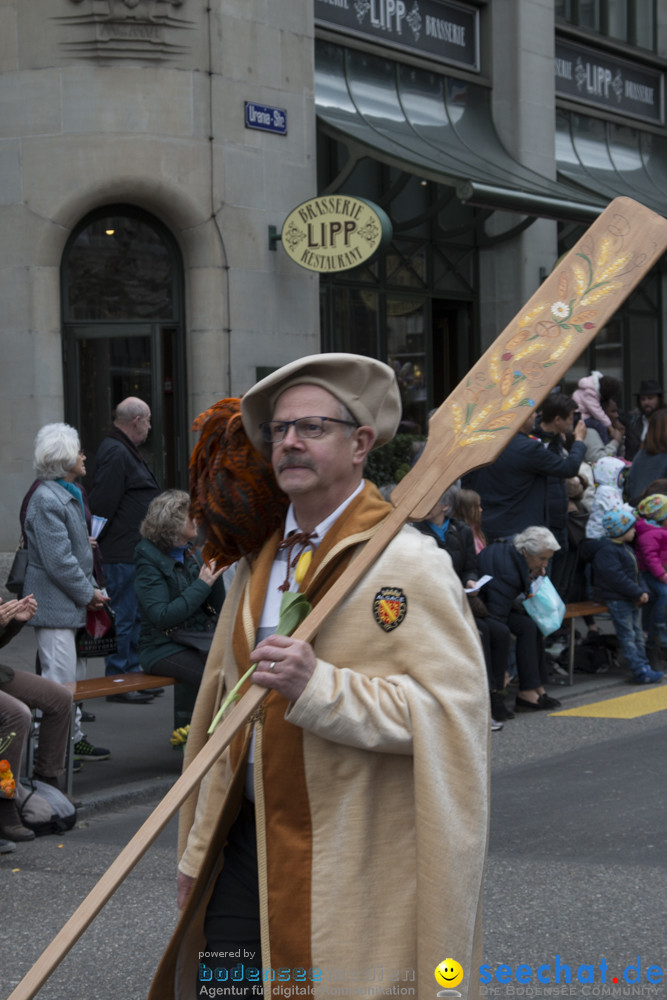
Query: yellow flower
xmin=208 ymin=590 xmax=312 ymax=734
xmin=169 ymin=725 xmax=190 ymax=749
xmin=294 ymin=548 xmax=312 ymax=585
xmin=0 ymin=755 xmax=15 ymax=799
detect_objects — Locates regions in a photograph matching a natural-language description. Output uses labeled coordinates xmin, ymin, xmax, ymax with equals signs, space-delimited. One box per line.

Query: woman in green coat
xmin=134 ymin=491 xmax=226 ymax=688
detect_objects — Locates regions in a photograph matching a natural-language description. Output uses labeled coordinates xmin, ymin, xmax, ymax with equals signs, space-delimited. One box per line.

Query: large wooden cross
xmin=8 ymin=196 xmax=667 ymax=1000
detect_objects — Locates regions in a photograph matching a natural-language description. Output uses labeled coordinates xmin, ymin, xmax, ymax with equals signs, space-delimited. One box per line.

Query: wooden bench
xmin=70 ymin=673 xmax=176 ymax=702
xmin=65 ymin=674 xmax=177 ymax=794
xmin=24 ymin=674 xmax=178 ymax=796
xmin=562 ymin=601 xmax=610 ymax=685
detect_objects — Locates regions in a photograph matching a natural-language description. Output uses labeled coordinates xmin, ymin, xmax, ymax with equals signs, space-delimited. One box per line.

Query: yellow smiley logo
xmin=435 ymin=958 xmax=464 ymax=989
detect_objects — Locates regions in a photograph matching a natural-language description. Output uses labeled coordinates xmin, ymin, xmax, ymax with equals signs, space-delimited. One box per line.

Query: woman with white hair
xmin=22 ymin=423 xmax=110 ymax=762
xmin=478 ymin=526 xmax=562 ymax=712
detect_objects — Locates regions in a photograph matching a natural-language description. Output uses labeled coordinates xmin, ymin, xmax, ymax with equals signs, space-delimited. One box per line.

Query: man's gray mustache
xmin=277 ymin=457 xmax=317 ymax=472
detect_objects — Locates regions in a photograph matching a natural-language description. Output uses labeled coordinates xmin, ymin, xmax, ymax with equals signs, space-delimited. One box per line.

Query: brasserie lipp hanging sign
xmin=280 ymin=195 xmax=392 ymax=273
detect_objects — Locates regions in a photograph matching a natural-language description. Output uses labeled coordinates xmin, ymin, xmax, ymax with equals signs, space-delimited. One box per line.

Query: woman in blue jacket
xmin=134 ymin=491 xmax=225 ymax=688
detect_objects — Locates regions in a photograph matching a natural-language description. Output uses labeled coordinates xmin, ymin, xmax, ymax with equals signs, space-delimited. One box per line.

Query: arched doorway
xmin=61 ymin=205 xmax=188 ymax=489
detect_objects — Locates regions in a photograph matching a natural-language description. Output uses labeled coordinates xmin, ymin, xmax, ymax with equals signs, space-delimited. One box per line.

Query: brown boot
xmin=0 ymin=801 xmax=35 ymax=842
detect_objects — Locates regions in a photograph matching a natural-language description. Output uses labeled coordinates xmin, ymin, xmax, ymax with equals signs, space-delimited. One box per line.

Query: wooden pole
xmin=8 ymin=196 xmax=667 ymax=1000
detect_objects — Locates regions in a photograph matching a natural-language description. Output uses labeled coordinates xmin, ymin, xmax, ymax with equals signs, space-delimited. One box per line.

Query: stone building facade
xmin=1 ymin=0 xmax=666 ymax=556
xmin=1 ymin=0 xmax=319 ymax=553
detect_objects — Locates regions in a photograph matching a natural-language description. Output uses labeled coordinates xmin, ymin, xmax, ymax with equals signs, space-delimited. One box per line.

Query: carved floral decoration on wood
xmin=450 ymin=209 xmax=651 ymax=450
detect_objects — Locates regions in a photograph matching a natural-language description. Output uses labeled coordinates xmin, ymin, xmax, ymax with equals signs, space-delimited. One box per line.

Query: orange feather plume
xmin=189 ymin=398 xmax=289 ymax=566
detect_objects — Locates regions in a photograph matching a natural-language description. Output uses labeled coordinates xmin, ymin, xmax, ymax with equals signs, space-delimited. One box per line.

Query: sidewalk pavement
xmin=4 ymin=625 xmax=184 ymax=818
xmin=2 ymin=617 xmax=634 ymax=818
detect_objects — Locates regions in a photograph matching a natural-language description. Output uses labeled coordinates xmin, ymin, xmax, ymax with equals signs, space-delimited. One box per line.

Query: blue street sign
xmin=244 ymin=102 xmax=288 ymax=135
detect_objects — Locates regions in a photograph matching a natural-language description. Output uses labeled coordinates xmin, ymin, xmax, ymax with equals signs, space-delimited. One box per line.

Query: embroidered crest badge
xmin=373 ymin=587 xmax=407 ymax=632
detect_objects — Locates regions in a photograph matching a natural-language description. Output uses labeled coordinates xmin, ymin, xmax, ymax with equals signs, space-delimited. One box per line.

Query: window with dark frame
xmin=555 ymin=0 xmax=655 ymax=51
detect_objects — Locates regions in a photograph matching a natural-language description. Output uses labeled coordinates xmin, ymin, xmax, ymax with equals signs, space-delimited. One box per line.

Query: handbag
xmin=165 ymin=617 xmax=217 ymax=653
xmin=522 ymin=576 xmax=566 ymax=637
xmin=6 ymin=536 xmax=28 ymax=597
xmin=76 ymin=605 xmax=118 ymax=658
xmin=15 ymin=778 xmax=76 ymax=836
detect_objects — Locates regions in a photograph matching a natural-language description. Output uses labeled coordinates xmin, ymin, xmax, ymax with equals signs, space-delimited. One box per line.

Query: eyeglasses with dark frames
xmin=260 ymin=416 xmax=358 ymax=444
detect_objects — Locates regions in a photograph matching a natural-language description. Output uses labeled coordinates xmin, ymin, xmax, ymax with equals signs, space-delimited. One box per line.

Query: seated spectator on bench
xmin=134 ymin=491 xmax=226 ymax=689
xmin=585 ymin=509 xmax=663 ymax=685
xmin=413 ymin=485 xmax=513 ymax=727
xmin=0 ymin=595 xmax=72 ymax=843
xmin=454 ymin=488 xmax=487 ymax=555
xmin=478 ymin=526 xmax=562 ymax=712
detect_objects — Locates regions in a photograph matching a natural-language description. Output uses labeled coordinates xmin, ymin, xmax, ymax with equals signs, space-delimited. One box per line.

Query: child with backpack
xmin=586 ymin=509 xmax=663 ymax=685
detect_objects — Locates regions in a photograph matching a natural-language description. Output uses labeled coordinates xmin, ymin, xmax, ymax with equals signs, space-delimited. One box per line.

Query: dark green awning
xmin=315 ymin=42 xmax=608 ymax=224
xmin=556 ymin=108 xmax=667 ymax=218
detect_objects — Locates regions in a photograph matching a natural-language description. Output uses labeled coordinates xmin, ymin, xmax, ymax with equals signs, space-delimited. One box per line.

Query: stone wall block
xmin=0 ymin=142 xmax=22 ymax=206
xmin=21 ymin=135 xmax=212 ymax=232
xmin=0 ymin=69 xmax=61 ymax=137
xmin=0 ymin=6 xmax=18 ymax=75
xmin=229 ymin=326 xmax=318 ymax=397
xmin=61 ymin=66 xmax=195 ymax=136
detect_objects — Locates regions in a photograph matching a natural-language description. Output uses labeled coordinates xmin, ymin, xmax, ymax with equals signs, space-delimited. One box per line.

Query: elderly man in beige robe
xmin=150 ymin=353 xmax=489 ymax=1000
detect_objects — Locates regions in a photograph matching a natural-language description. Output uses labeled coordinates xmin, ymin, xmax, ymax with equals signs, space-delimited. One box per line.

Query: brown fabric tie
xmin=277 ymin=530 xmax=316 ymax=591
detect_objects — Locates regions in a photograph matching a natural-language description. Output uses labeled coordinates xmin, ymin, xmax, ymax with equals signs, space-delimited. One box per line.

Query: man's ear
xmin=352 ymin=426 xmax=376 ymax=466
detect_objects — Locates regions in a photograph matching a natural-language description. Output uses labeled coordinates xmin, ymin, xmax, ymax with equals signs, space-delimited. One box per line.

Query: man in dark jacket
xmin=533 ymin=393 xmax=580 ymax=598
xmin=89 ymin=397 xmax=160 ymax=696
xmin=624 ymin=378 xmax=664 ymax=461
xmin=463 ymin=411 xmax=587 ymax=542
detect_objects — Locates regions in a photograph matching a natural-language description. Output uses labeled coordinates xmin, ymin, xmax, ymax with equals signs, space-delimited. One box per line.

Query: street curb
xmin=68 ymin=671 xmax=640 ymax=817
xmin=549 ymin=673 xmax=628 ymax=698
xmin=76 ymin=775 xmax=178 ymax=819
xmin=551 ymin=669 xmax=649 ymax=700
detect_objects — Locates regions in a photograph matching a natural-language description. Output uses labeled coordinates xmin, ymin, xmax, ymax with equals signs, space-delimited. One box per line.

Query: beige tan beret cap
xmin=241 ymin=353 xmax=402 ymax=457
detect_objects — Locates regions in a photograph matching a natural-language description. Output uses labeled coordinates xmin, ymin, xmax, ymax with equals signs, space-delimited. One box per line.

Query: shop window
xmin=556 ymin=0 xmax=655 ymax=50
xmin=316 ymin=121 xmax=479 ymax=429
xmin=560 ymin=272 xmax=661 ymax=414
xmin=387 ymin=299 xmax=427 ymax=433
xmin=64 ymin=210 xmax=178 ymax=321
